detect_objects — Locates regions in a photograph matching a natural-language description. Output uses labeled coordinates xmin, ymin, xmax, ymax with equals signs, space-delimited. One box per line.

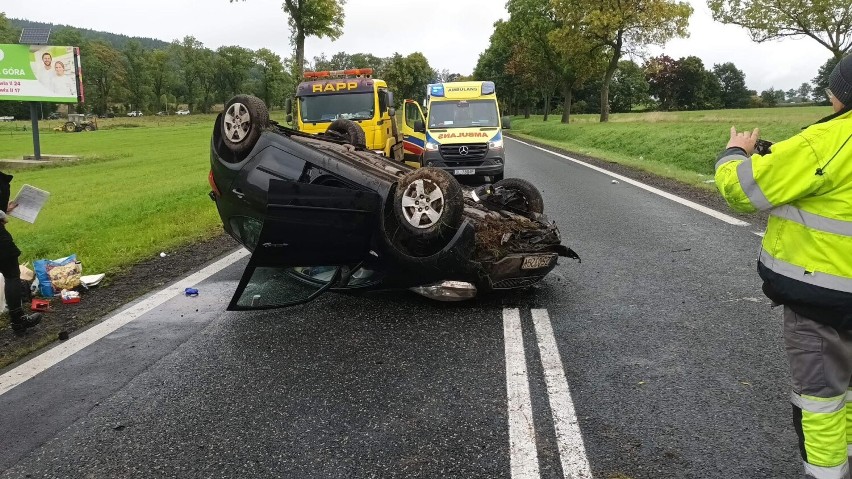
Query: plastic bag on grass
xmin=33 ymin=255 xmax=78 ymax=297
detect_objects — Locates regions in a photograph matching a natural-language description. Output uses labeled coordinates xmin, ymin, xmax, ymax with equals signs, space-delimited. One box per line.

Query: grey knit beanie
xmin=829 ymin=55 xmax=852 ymax=106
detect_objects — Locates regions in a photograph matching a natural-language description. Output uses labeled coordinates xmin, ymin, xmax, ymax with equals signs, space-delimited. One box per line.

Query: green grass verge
xmin=0 ymin=113 xmax=241 ymax=276
xmin=508 ymin=106 xmax=833 ymax=188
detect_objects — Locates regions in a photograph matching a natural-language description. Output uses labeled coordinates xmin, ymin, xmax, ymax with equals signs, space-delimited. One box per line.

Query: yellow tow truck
xmin=287 ymin=68 xmax=404 ymax=161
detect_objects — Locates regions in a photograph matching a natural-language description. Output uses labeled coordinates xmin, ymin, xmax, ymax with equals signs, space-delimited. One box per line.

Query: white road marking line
xmin=531 ymin=309 xmax=593 ymax=479
xmin=0 ymin=248 xmax=248 ymax=397
xmin=503 ymin=308 xmax=541 ymax=478
xmin=507 ymin=137 xmax=750 ymax=227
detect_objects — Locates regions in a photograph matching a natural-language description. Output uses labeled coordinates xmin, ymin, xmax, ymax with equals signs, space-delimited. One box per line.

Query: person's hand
xmin=6 ymin=201 xmax=17 ymax=214
xmin=727 ymin=126 xmax=760 ymax=155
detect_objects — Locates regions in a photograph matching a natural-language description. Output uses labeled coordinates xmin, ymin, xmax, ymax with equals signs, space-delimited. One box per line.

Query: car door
xmin=399 ymin=99 xmax=427 ymax=167
xmin=229 ymin=178 xmax=381 ymax=310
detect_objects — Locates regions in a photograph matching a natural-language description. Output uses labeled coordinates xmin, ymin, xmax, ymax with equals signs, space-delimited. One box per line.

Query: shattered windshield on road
xmin=428 ymin=100 xmax=499 ymax=129
xmin=299 ymin=93 xmax=375 ymax=123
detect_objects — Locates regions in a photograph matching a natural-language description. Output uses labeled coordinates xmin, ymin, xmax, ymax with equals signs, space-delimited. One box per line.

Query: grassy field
xmin=508 ymin=106 xmax=834 ymax=187
xmin=0 ymin=113 xmax=253 ymax=277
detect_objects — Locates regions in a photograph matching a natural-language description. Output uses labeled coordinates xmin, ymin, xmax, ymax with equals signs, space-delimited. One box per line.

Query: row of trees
xmin=473 ymin=0 xmax=852 ymax=123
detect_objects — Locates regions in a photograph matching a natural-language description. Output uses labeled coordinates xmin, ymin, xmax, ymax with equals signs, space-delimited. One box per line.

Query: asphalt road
xmin=0 ymin=138 xmax=798 ymax=478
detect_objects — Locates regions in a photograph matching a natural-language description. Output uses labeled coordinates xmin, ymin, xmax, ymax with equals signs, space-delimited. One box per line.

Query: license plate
xmin=453 ymin=169 xmax=476 ymax=175
xmin=521 ymin=254 xmax=556 ymax=270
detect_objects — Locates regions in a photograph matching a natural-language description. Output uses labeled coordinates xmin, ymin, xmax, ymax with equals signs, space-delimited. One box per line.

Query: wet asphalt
xmin=0 ymin=138 xmax=798 ymax=478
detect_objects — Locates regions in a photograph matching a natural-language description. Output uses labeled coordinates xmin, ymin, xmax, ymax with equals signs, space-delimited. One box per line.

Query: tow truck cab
xmin=289 ymin=68 xmax=404 ymax=161
xmin=400 ymin=81 xmax=511 ymax=182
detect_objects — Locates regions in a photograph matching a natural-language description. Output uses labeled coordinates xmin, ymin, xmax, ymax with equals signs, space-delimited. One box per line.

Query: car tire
xmin=221 ymin=94 xmax=269 ymax=154
xmin=326 ymin=119 xmax=366 ymax=148
xmin=492 ymin=178 xmax=544 ymax=215
xmin=394 ymin=167 xmax=464 ymax=244
xmin=63 ymin=122 xmax=76 ymax=133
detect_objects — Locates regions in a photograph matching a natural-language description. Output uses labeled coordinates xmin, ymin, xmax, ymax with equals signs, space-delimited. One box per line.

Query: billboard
xmin=0 ymin=44 xmax=83 ymax=103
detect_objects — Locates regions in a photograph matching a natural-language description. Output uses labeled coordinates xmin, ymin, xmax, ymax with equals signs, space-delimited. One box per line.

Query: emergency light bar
xmin=304 ymin=68 xmax=373 ymax=79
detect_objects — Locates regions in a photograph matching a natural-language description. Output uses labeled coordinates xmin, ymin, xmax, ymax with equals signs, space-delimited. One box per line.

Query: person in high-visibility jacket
xmin=715 ymin=55 xmax=852 ymax=479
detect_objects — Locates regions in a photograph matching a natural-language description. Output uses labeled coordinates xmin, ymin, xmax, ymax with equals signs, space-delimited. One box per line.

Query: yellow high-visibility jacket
xmin=715 ymin=109 xmax=852 ymax=326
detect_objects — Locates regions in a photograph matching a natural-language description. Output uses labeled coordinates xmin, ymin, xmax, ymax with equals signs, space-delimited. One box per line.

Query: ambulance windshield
xmin=428 ymin=100 xmax=499 ymax=129
xmin=299 ymin=93 xmax=375 ymax=123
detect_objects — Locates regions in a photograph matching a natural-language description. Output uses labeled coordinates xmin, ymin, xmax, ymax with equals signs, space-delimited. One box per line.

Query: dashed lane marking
xmin=507 ymin=137 xmax=750 ymax=227
xmin=503 ymin=308 xmax=541 ymax=478
xmin=0 ymin=248 xmax=248 ymax=397
xmin=532 ymin=309 xmax=593 ymax=479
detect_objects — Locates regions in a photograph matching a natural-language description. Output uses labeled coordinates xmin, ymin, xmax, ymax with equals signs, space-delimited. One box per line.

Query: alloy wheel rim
xmin=224 ymin=102 xmax=251 ymax=143
xmin=401 ymin=178 xmax=445 ymax=228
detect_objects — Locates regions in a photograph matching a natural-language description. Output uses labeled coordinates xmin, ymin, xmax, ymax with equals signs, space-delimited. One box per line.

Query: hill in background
xmin=8 ymin=17 xmax=170 ymax=50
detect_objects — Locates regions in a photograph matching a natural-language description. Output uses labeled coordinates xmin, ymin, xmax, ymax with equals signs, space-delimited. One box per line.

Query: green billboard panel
xmin=0 ymin=44 xmax=82 ymax=103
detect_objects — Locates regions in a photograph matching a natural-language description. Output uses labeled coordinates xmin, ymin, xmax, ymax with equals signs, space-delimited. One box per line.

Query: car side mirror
xmin=285 ymin=98 xmax=293 ymax=115
xmin=414 ymin=120 xmax=425 ymax=133
xmin=286 ymin=114 xmax=293 ymax=124
xmin=502 ymin=116 xmax=511 ymax=129
xmin=388 ymin=107 xmax=396 ymax=118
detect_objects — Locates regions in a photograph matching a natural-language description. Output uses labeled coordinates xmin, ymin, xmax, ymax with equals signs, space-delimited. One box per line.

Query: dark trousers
xmin=0 ymin=249 xmax=21 ymax=319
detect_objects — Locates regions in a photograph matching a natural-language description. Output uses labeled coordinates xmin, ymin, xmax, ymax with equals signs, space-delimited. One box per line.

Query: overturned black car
xmin=208 ymin=95 xmax=579 ymax=310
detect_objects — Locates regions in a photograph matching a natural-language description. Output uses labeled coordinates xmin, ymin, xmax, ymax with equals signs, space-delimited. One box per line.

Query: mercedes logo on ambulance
xmin=458 ymin=146 xmax=469 ymax=156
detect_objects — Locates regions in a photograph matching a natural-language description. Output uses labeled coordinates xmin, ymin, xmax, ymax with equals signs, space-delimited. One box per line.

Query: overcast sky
xmin=2 ymin=0 xmax=833 ymax=92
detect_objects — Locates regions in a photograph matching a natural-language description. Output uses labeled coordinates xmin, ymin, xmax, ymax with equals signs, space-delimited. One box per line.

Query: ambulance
xmin=288 ymin=68 xmax=404 ymax=160
xmin=399 ymin=81 xmax=510 ymax=182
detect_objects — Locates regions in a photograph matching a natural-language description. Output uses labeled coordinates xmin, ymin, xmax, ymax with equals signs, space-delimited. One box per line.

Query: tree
xmin=609 ymin=60 xmax=650 ymax=112
xmin=195 ymin=49 xmax=218 ymax=113
xmin=215 ymin=45 xmax=255 ymax=98
xmin=508 ymin=0 xmax=604 ymax=123
xmin=83 ymin=41 xmax=127 ymax=114
xmin=311 ymin=51 xmax=385 ymax=73
xmin=146 ymin=49 xmax=174 ymax=113
xmin=645 ymin=54 xmax=679 ymax=110
xmin=798 ymin=82 xmax=811 ymax=102
xmin=0 ymin=13 xmax=17 ymax=43
xmin=760 ymin=88 xmax=780 ymax=107
xmin=382 ymin=52 xmax=433 ymax=105
xmin=785 ymin=88 xmax=798 ymax=102
xmin=231 ymin=0 xmax=345 ymax=79
xmin=123 ymin=40 xmax=149 ymax=113
xmin=707 ymin=0 xmax=852 ymax=60
xmin=50 ymin=27 xmax=85 ymax=48
xmin=812 ymin=56 xmax=840 ymax=104
xmin=252 ymin=48 xmax=289 ymax=108
xmin=171 ymin=36 xmax=207 ymax=113
xmin=673 ymin=56 xmax=722 ymax=110
xmin=554 ymin=0 xmax=691 ymax=122
xmin=712 ymin=62 xmax=750 ymax=108
xmin=474 ymin=20 xmax=523 ymax=116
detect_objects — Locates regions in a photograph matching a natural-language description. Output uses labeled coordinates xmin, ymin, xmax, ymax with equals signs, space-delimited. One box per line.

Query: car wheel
xmin=63 ymin=122 xmax=76 ymax=133
xmin=326 ymin=119 xmax=366 ymax=147
xmin=394 ymin=167 xmax=463 ymax=243
xmin=492 ymin=178 xmax=544 ymax=215
xmin=221 ymin=94 xmax=269 ymax=154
